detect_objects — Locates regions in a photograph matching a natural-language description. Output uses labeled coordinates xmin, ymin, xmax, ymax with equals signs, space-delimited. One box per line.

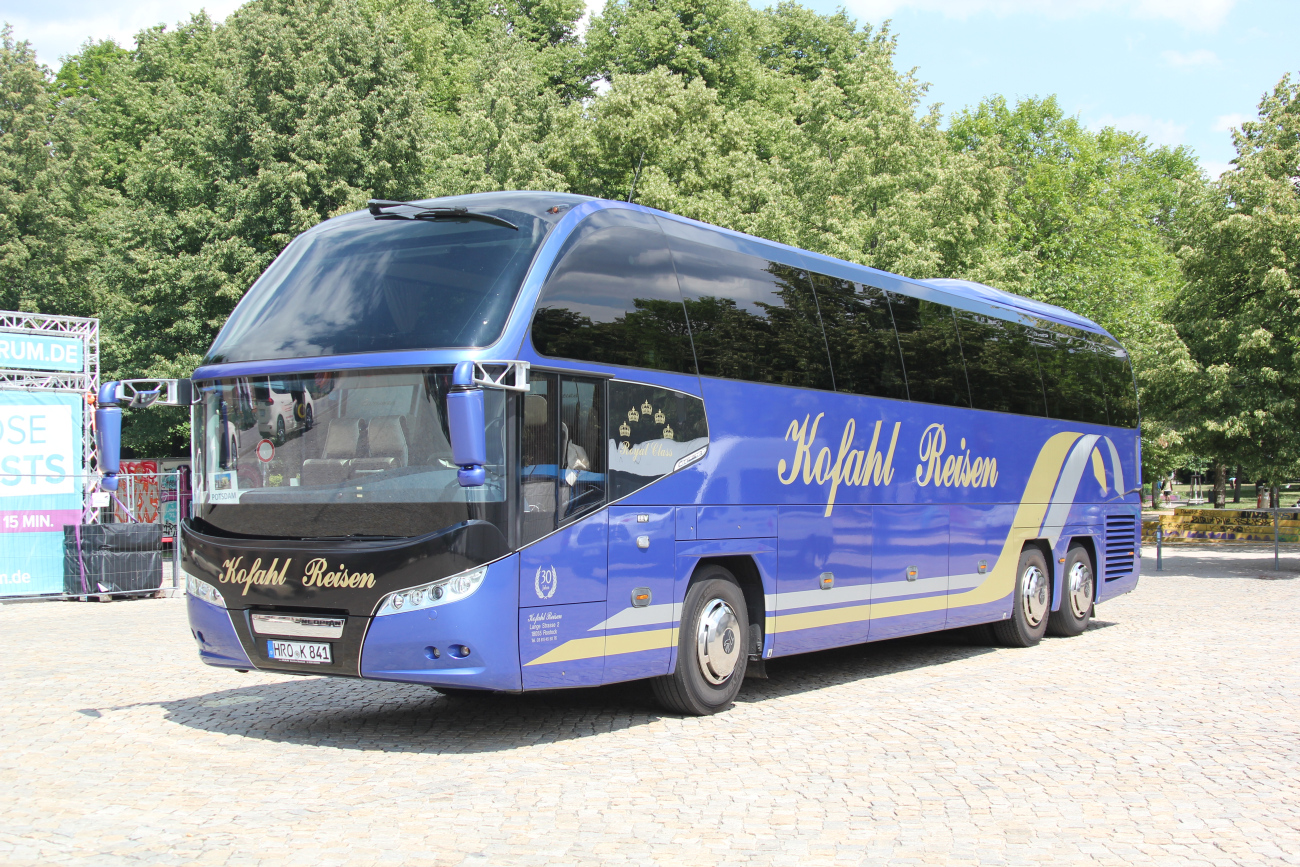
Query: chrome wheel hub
xmin=1020 ymin=564 xmax=1048 ymax=628
xmin=1067 ymin=560 xmax=1093 ymax=620
xmin=696 ymin=598 xmax=741 ymax=685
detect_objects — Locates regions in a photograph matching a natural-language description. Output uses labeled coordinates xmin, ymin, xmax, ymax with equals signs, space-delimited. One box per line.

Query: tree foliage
xmin=1170 ymin=74 xmax=1300 ymax=484
xmin=0 ymin=0 xmax=1284 ymax=476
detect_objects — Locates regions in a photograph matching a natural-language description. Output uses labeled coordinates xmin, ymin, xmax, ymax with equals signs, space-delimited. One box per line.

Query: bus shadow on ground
xmin=154 ymin=626 xmax=1106 ymax=754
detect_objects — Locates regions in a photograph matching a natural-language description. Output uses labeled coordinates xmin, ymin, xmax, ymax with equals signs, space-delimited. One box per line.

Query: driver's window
xmin=520 ymin=372 xmax=606 ymax=545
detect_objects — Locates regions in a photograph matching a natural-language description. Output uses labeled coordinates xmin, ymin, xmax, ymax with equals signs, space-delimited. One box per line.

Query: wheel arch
xmin=689 ymin=555 xmax=767 ymax=657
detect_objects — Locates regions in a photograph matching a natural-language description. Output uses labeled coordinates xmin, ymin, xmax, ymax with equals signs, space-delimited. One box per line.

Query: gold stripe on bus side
xmin=524 ymin=628 xmax=677 ymax=666
xmin=524 ymin=431 xmax=1084 ymax=664
xmin=771 ymin=431 xmax=1082 ymax=635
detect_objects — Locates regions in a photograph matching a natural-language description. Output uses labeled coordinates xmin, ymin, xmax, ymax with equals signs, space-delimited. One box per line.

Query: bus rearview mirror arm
xmin=94 ymin=379 xmax=195 ymax=491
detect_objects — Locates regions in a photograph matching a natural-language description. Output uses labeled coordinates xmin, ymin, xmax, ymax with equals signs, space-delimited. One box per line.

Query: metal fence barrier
xmin=0 ymin=472 xmax=188 ymax=603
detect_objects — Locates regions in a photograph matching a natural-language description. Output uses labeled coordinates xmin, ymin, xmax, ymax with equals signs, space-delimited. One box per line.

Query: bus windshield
xmin=204 ymin=204 xmax=555 ymax=363
xmin=193 ymin=368 xmax=509 ymax=541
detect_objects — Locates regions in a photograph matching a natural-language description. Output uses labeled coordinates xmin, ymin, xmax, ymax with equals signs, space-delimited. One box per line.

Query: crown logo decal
xmin=662 ymin=424 xmax=674 ymax=440
xmin=619 ymin=421 xmax=631 ymax=437
xmin=627 ymin=408 xmax=639 ymax=422
xmin=654 ymin=409 xmax=666 ymax=424
xmin=641 ymin=400 xmax=653 ymax=415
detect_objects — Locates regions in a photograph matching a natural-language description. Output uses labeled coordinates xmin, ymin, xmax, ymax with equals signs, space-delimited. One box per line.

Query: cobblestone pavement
xmin=2 ymin=545 xmax=1299 ymax=866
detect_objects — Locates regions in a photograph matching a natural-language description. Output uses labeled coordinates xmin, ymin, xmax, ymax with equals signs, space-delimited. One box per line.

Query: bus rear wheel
xmin=992 ymin=547 xmax=1051 ymax=648
xmin=1047 ymin=544 xmax=1094 ymax=637
xmin=652 ymin=567 xmax=749 ymax=716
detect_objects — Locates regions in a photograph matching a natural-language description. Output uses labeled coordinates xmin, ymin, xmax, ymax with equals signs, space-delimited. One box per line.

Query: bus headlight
xmin=187 ymin=575 xmax=226 ymax=608
xmin=376 ymin=566 xmax=488 ymax=617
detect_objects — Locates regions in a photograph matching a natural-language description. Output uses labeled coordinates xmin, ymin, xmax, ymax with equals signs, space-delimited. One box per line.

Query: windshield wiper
xmin=367 ymin=199 xmax=518 ymax=230
xmin=311 ymin=534 xmax=406 ymax=542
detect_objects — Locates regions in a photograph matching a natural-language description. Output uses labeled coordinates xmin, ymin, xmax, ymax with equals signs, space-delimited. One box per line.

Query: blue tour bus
xmin=109 ymin=191 xmax=1141 ymax=715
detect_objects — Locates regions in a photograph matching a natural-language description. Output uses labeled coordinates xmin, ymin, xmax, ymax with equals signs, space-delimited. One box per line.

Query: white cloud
xmin=1161 ymin=48 xmax=1220 ymax=68
xmin=1093 ymin=113 xmax=1188 ymax=147
xmin=1212 ymin=112 xmax=1248 ymax=132
xmin=843 ymin=0 xmax=1236 ymax=31
xmin=10 ymin=1 xmax=247 ymax=68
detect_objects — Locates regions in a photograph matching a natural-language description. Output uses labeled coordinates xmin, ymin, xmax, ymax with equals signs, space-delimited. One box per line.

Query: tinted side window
xmin=812 ymin=275 xmax=908 ymax=401
xmin=953 ymin=310 xmax=1047 ymax=416
xmin=887 ymin=293 xmax=970 ymax=407
xmin=1036 ymin=329 xmax=1109 ymax=425
xmin=520 ymin=373 xmax=607 ymax=545
xmin=609 ymin=381 xmax=709 ymax=500
xmin=1096 ymin=342 xmax=1139 ymax=428
xmin=559 ymin=378 xmax=606 ymax=521
xmin=663 ymin=224 xmax=833 ymax=390
xmin=532 ymin=209 xmax=695 ymax=374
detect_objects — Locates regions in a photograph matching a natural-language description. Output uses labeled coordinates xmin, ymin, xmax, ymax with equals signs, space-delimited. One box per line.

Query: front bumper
xmin=185 ymin=555 xmax=522 ymax=690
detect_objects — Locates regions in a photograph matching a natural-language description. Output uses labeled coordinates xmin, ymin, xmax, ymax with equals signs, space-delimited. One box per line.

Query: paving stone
xmin=1 ymin=544 xmax=1298 ymax=865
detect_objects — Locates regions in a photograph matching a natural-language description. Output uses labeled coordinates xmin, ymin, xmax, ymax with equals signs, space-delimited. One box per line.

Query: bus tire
xmin=1047 ymin=544 xmax=1094 ymax=637
xmin=992 ymin=547 xmax=1051 ymax=648
xmin=652 ymin=567 xmax=749 ymax=716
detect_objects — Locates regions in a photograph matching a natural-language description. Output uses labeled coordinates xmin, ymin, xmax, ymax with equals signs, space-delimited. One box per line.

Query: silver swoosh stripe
xmin=771 ymin=571 xmax=985 ymax=613
xmin=1104 ymin=436 xmax=1126 ymax=497
xmin=1042 ymin=434 xmax=1098 ymax=546
xmin=589 ymin=602 xmax=681 ymax=631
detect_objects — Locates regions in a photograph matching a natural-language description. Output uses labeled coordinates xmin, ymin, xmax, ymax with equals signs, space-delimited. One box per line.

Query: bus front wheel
xmin=652 ymin=567 xmax=749 ymax=716
xmin=993 ymin=547 xmax=1051 ymax=648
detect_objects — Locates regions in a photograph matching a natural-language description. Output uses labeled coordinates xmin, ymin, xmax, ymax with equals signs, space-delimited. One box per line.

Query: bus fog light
xmin=425 ymin=646 xmax=440 ymax=660
xmin=450 ymin=644 xmax=470 ymax=658
xmin=376 ymin=566 xmax=489 ymax=616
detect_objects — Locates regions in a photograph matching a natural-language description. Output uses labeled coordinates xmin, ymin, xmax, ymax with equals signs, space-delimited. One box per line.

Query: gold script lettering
xmin=915 ymin=425 xmax=997 ymax=489
xmin=778 ymin=416 xmax=900 ymax=515
xmin=218 ymin=556 xmax=292 ymax=595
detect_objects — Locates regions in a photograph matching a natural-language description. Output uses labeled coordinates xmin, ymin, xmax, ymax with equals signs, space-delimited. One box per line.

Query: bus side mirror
xmin=447 ymin=361 xmax=486 ymax=487
xmin=95 ymin=382 xmax=123 ymax=491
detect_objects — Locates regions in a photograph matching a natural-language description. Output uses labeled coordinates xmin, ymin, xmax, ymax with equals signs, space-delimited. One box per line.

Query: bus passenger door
xmin=870 ymin=505 xmax=949 ymax=640
xmin=603 ymin=506 xmax=676 ymax=683
xmin=517 ymin=372 xmax=610 ymax=689
xmin=948 ymin=504 xmax=1017 ymax=628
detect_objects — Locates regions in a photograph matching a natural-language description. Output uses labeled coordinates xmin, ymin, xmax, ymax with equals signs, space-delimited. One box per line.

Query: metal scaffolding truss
xmin=0 ymin=311 xmax=101 ymax=520
xmin=0 ymin=311 xmax=99 ymax=394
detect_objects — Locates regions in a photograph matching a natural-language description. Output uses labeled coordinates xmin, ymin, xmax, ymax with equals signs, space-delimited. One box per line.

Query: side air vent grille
xmin=1104 ymin=513 xmax=1138 ymax=580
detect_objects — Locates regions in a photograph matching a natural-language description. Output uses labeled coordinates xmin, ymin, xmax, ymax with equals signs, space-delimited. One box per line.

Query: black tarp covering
xmin=63 ymin=524 xmax=164 ymax=595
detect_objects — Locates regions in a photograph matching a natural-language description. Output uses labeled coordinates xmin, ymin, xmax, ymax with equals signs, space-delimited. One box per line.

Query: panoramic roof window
xmin=205 ymin=202 xmax=561 ymax=363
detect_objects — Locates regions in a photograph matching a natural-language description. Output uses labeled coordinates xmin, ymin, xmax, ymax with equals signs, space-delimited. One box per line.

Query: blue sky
xmin=4 ymin=0 xmax=1295 ymax=177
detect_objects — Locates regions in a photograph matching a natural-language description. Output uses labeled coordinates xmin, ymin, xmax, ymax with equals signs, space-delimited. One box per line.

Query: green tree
xmin=68 ymin=0 xmax=430 ymax=453
xmin=948 ymin=95 xmax=1200 ymax=342
xmin=1170 ymin=73 xmax=1300 ymax=490
xmin=0 ymin=28 xmax=95 ymax=315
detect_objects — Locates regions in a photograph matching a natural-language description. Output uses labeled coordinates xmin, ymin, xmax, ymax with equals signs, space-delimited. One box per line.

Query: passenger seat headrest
xmin=525 ymin=394 xmax=548 ymax=427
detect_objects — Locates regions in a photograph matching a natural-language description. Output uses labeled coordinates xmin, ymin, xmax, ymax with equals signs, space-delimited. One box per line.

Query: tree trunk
xmin=1271 ymin=485 xmax=1280 ymax=509
xmin=1214 ymin=463 xmax=1227 ymax=509
xmin=1233 ymin=466 xmax=1241 ymax=503
xmin=1151 ymin=478 xmax=1160 ymax=509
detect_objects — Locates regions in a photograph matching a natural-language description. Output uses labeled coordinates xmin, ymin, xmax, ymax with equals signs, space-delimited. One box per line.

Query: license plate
xmin=266 ymin=639 xmax=332 ymax=664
